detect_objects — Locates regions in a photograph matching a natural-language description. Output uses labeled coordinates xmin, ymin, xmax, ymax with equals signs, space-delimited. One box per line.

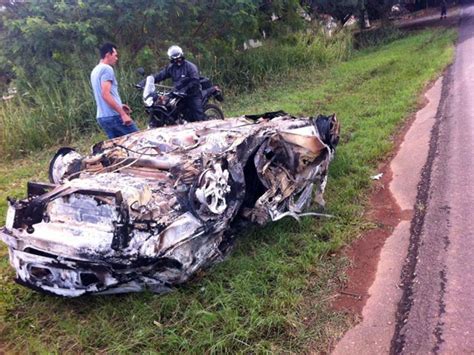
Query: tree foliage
xmin=305 ymin=0 xmax=397 ymax=24
xmin=0 ymin=0 xmax=307 ymax=87
xmin=0 ymin=0 xmax=410 ymax=90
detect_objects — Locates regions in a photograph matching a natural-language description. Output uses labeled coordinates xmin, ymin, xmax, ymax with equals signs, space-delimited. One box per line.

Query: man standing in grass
xmin=91 ymin=43 xmax=138 ymax=139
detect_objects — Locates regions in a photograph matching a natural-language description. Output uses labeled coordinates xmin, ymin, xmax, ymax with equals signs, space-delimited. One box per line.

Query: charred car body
xmin=0 ymin=112 xmax=340 ymax=297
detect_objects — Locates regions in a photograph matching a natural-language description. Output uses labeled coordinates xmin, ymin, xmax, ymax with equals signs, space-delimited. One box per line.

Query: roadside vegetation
xmin=0 ymin=30 xmax=353 ymax=159
xmin=0 ymin=0 xmax=405 ymax=159
xmin=0 ymin=27 xmax=456 ymax=353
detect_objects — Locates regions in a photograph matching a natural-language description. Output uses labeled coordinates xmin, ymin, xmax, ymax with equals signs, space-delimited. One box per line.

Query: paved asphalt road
xmin=392 ymin=4 xmax=474 ymax=354
xmin=334 ymin=4 xmax=474 ymax=355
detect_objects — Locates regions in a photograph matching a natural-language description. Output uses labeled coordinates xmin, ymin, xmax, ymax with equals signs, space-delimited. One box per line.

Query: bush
xmin=0 ymin=69 xmax=148 ymax=159
xmin=199 ymin=29 xmax=353 ymax=92
xmin=0 ymin=27 xmax=353 ymax=159
xmin=0 ymin=76 xmax=93 ymax=158
xmin=354 ymin=26 xmax=404 ymax=49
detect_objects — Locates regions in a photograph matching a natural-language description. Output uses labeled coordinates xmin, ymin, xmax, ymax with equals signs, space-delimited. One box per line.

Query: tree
xmin=366 ymin=0 xmax=398 ymax=22
xmin=1 ymin=0 xmax=109 ymax=86
xmin=1 ymin=0 xmax=309 ymax=87
xmin=304 ymin=0 xmax=397 ymax=25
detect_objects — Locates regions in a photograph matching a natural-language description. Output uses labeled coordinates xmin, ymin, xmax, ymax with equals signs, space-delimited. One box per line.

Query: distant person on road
xmin=440 ymin=0 xmax=448 ymax=19
xmin=151 ymin=45 xmax=205 ymax=122
xmin=91 ymin=43 xmax=138 ymax=139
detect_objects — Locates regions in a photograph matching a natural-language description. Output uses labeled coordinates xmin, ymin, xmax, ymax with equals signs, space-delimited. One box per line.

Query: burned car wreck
xmin=0 ymin=112 xmax=340 ymax=297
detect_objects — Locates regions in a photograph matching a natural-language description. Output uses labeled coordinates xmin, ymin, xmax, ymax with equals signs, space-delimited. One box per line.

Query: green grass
xmin=0 ymin=28 xmax=456 ymax=353
xmin=0 ymin=29 xmax=353 ymax=160
xmin=0 ymin=71 xmax=151 ymax=160
xmin=200 ymin=28 xmax=353 ymax=93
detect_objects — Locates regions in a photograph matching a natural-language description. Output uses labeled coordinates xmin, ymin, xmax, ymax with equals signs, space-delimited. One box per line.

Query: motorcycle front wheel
xmin=203 ymin=104 xmax=224 ymax=120
xmin=148 ymin=112 xmax=166 ymax=128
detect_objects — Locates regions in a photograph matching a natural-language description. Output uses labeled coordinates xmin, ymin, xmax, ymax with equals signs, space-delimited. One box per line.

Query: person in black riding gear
xmin=440 ymin=0 xmax=447 ymax=19
xmin=151 ymin=45 xmax=205 ymax=122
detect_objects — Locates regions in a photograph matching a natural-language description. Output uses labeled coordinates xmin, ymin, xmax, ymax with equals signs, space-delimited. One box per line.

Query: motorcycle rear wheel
xmin=203 ymin=104 xmax=224 ymax=120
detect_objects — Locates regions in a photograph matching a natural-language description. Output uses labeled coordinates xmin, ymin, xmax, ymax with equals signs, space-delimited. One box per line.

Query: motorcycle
xmin=136 ymin=69 xmax=224 ymax=128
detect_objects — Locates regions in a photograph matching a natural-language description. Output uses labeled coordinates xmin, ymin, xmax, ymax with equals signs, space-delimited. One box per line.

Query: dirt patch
xmin=338 ymin=19 xmax=460 ymax=313
xmin=330 ymin=77 xmax=437 ymax=314
xmin=331 ymin=113 xmax=415 ymax=315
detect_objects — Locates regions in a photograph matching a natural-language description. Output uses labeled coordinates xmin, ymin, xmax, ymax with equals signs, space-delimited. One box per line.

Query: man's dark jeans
xmin=98 ymin=115 xmax=138 ymax=139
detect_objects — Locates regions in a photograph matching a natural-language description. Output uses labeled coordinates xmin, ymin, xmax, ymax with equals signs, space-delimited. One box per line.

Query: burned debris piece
xmin=0 ymin=112 xmax=340 ymax=297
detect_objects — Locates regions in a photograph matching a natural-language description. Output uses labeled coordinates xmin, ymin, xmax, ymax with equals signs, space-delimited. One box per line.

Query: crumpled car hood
xmin=0 ymin=112 xmax=340 ymax=297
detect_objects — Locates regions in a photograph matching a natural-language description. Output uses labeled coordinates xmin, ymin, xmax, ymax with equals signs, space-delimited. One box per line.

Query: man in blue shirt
xmin=91 ymin=43 xmax=138 ymax=139
xmin=152 ymin=45 xmax=205 ymax=122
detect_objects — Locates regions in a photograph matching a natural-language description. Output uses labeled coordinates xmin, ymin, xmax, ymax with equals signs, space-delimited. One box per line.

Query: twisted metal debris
xmin=1 ymin=112 xmax=340 ymax=297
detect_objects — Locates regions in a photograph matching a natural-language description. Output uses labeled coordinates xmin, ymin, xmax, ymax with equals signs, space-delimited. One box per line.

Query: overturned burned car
xmin=0 ymin=112 xmax=340 ymax=297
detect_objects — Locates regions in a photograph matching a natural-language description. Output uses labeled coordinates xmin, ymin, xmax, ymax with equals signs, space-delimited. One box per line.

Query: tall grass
xmin=0 ymin=28 xmax=353 ymax=160
xmin=200 ymin=29 xmax=353 ymax=92
xmin=0 ymin=69 xmax=147 ymax=159
xmin=0 ymin=76 xmax=95 ymax=159
xmin=354 ymin=25 xmax=404 ymax=49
